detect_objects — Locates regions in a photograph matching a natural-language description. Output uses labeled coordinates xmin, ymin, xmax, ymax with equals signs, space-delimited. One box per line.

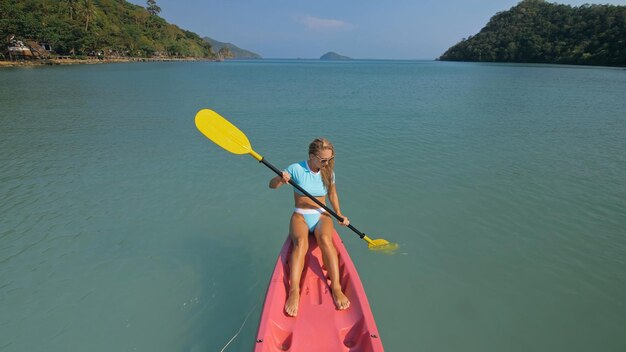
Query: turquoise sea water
xmin=1 ymin=60 xmax=625 ymax=351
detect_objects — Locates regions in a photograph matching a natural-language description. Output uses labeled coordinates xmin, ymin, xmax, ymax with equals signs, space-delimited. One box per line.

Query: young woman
xmin=269 ymin=138 xmax=350 ymax=317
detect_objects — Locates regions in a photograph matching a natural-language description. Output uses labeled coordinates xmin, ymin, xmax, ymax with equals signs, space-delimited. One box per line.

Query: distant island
xmin=0 ymin=0 xmax=256 ymax=65
xmin=439 ymin=0 xmax=626 ymax=67
xmin=203 ymin=37 xmax=261 ymax=59
xmin=320 ymin=52 xmax=351 ymax=60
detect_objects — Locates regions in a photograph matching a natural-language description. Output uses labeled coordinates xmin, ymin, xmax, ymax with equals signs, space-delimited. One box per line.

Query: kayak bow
xmin=255 ymin=231 xmax=384 ymax=351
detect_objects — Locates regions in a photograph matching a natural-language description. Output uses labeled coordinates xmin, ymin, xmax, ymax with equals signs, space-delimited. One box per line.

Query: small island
xmin=320 ymin=52 xmax=351 ymax=60
xmin=439 ymin=0 xmax=626 ymax=67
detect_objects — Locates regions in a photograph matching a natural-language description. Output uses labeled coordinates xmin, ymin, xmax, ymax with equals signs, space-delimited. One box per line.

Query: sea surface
xmin=1 ymin=60 xmax=625 ymax=352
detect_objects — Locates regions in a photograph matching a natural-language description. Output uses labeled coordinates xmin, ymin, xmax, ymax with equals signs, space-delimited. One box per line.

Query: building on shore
xmin=4 ymin=36 xmax=51 ymax=61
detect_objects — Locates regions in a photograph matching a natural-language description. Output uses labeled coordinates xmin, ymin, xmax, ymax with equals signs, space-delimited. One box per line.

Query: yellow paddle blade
xmin=195 ymin=109 xmax=262 ymax=160
xmin=363 ymin=236 xmax=399 ymax=253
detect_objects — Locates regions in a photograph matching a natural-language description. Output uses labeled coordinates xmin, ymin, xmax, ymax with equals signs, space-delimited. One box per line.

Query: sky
xmin=127 ymin=0 xmax=626 ymax=59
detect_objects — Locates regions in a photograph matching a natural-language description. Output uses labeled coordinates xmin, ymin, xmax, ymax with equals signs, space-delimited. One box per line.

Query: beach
xmin=0 ymin=57 xmax=210 ymax=68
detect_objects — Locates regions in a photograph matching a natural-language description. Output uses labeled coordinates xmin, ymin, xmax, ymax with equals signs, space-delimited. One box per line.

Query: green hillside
xmin=203 ymin=37 xmax=261 ymax=59
xmin=0 ymin=0 xmax=214 ymax=58
xmin=439 ymin=0 xmax=626 ymax=67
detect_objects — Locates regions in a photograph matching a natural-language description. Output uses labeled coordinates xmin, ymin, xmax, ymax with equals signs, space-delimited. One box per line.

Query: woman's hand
xmin=337 ymin=214 xmax=350 ymax=227
xmin=280 ymin=171 xmax=291 ymax=184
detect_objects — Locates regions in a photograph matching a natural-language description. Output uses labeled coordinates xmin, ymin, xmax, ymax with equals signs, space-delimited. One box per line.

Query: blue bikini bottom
xmin=294 ymin=208 xmax=326 ymax=231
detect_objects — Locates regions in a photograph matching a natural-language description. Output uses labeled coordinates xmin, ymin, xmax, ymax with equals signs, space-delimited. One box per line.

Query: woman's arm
xmin=269 ymin=171 xmax=290 ymax=189
xmin=328 ymin=184 xmax=349 ymax=226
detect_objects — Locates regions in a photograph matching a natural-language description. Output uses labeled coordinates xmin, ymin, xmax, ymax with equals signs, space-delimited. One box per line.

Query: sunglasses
xmin=314 ymin=154 xmax=335 ymax=164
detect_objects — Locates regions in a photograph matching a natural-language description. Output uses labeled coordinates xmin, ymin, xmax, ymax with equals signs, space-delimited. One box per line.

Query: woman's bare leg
xmin=314 ymin=214 xmax=350 ymax=310
xmin=285 ymin=213 xmax=309 ymax=317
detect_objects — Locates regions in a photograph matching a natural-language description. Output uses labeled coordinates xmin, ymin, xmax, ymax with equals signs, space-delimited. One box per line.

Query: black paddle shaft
xmin=259 ymin=158 xmax=366 ymax=239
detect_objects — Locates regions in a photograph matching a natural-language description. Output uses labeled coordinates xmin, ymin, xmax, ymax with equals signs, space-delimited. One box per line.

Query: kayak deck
xmin=255 ymin=231 xmax=384 ymax=352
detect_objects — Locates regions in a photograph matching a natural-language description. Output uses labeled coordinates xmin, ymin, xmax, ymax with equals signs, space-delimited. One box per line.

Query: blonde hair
xmin=309 ymin=137 xmax=335 ymax=191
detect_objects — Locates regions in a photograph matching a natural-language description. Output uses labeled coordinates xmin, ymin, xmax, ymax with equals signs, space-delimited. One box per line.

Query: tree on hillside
xmin=80 ymin=0 xmax=96 ymax=31
xmin=146 ymin=0 xmax=161 ymax=15
xmin=218 ymin=46 xmax=233 ymax=58
xmin=64 ymin=0 xmax=78 ymax=20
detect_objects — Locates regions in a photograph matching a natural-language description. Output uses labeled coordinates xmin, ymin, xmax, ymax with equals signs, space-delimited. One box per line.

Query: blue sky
xmin=128 ymin=0 xmax=626 ymax=59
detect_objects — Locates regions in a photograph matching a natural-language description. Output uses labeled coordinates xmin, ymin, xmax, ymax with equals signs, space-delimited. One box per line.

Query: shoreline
xmin=3 ymin=58 xmax=622 ymax=70
xmin=0 ymin=57 xmax=215 ymax=68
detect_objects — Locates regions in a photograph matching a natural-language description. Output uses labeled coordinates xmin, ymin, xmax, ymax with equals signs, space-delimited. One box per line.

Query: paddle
xmin=195 ymin=109 xmax=398 ymax=252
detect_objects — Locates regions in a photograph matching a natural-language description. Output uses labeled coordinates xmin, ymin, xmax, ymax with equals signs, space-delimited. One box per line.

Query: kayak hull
xmin=254 ymin=231 xmax=384 ymax=352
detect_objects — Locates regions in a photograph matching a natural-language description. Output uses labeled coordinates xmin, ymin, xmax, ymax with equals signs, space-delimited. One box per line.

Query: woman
xmin=269 ymin=137 xmax=351 ymax=317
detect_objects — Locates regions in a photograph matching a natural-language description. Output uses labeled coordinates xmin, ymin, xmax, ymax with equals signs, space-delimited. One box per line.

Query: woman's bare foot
xmin=284 ymin=290 xmax=300 ymax=317
xmin=331 ymin=287 xmax=350 ymax=310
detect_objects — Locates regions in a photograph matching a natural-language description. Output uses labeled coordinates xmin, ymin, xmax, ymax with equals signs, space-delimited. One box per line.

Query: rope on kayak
xmin=219 ymin=281 xmax=263 ymax=352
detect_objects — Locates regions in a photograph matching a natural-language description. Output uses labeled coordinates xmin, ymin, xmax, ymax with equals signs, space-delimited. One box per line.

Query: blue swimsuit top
xmin=285 ymin=161 xmax=334 ymax=197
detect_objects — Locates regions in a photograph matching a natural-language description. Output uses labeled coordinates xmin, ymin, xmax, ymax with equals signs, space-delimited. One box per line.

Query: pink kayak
xmin=254 ymin=230 xmax=384 ymax=351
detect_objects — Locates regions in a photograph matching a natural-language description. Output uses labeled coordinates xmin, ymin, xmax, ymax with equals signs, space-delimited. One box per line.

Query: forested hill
xmin=203 ymin=37 xmax=261 ymax=59
xmin=0 ymin=0 xmax=213 ymax=58
xmin=439 ymin=0 xmax=626 ymax=67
